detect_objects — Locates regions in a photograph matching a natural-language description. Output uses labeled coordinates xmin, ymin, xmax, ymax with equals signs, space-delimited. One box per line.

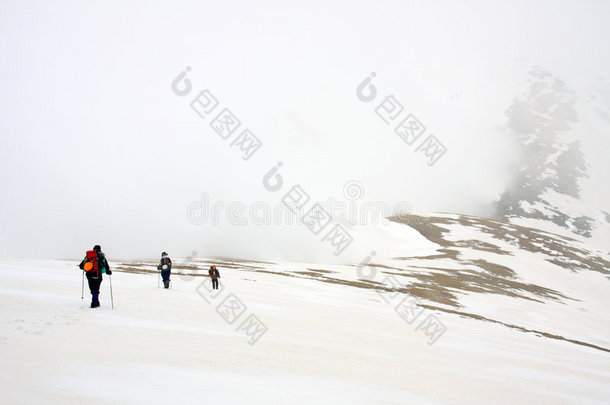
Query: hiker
xmin=158 ymin=252 xmax=172 ymax=289
xmin=79 ymin=245 xmax=111 ymax=308
xmin=209 ymin=265 xmax=220 ymax=289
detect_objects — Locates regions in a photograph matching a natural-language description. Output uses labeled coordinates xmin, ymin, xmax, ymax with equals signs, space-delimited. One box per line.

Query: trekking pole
xmin=81 ymin=270 xmax=85 ymax=300
xmin=109 ymin=274 xmax=114 ymax=309
xmin=158 ymin=270 xmax=160 ymax=288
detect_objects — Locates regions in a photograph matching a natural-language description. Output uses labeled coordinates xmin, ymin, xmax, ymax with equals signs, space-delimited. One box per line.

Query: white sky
xmin=1 ymin=0 xmax=609 ymax=261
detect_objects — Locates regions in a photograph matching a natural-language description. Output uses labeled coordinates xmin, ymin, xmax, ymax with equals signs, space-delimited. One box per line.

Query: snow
xmin=379 ymin=214 xmax=610 ymax=348
xmin=1 ymin=257 xmax=609 ymax=404
xmin=510 ymin=186 xmax=610 ymax=252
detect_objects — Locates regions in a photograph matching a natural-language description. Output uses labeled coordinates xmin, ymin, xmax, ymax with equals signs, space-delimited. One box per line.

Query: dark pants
xmin=211 ymin=279 xmax=218 ymax=289
xmin=161 ymin=270 xmax=171 ymax=288
xmin=86 ymin=272 xmax=102 ymax=295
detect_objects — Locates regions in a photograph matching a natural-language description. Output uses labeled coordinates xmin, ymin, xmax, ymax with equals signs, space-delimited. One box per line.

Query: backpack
xmin=85 ymin=250 xmax=106 ymax=275
xmin=85 ymin=250 xmax=99 ymax=272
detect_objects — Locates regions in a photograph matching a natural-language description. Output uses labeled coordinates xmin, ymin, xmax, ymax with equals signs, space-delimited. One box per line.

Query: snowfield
xmin=1 ymin=255 xmax=609 ymax=404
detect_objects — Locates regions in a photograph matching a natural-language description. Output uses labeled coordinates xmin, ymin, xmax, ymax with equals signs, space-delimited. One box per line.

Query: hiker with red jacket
xmin=208 ymin=265 xmax=220 ymax=290
xmin=79 ymin=245 xmax=111 ymax=308
xmin=158 ymin=252 xmax=172 ymax=289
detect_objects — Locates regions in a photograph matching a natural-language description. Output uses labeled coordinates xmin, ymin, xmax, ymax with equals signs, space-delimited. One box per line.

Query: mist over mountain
xmin=495 ymin=68 xmax=608 ymax=241
xmin=1 ymin=1 xmax=610 ymax=262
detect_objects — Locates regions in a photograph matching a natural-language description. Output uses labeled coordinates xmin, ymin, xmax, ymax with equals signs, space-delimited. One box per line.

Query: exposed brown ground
xmin=392 ymin=214 xmax=610 ymax=275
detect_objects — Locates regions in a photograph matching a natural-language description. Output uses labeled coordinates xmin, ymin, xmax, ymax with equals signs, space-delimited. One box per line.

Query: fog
xmin=1 ymin=0 xmax=609 ymax=262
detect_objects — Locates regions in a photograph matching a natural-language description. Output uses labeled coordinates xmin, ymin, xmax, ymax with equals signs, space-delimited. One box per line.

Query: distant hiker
xmin=158 ymin=252 xmax=172 ymax=289
xmin=79 ymin=245 xmax=111 ymax=308
xmin=209 ymin=265 xmax=220 ymax=289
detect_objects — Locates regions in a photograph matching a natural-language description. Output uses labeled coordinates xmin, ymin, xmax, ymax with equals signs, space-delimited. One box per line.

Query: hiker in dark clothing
xmin=159 ymin=252 xmax=172 ymax=289
xmin=79 ymin=245 xmax=111 ymax=308
xmin=209 ymin=265 xmax=220 ymax=289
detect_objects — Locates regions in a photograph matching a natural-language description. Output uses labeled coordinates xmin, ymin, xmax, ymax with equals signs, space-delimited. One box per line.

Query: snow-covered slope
xmin=1 ymin=213 xmax=609 ymax=405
